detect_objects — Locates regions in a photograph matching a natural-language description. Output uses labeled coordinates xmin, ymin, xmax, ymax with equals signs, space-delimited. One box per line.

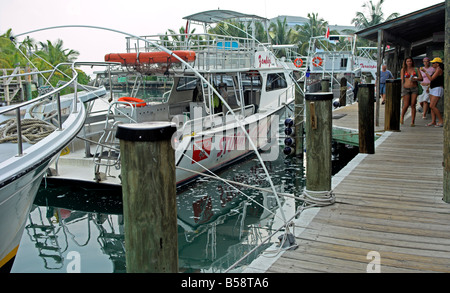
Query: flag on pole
xmin=325 ymin=27 xmax=330 ymax=39
xmin=185 ymin=20 xmax=190 ymax=39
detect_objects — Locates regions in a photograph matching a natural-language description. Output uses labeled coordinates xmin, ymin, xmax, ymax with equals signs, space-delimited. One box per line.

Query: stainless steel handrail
xmin=0 ymin=61 xmax=119 ymax=157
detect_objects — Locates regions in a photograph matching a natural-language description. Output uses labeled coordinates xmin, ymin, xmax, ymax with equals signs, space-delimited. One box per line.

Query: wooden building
xmin=355 ymin=1 xmax=450 ymax=203
xmin=355 ymin=2 xmax=445 ymax=78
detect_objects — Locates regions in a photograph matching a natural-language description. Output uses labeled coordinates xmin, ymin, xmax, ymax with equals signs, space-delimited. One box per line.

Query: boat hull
xmin=0 ymin=99 xmax=86 ymax=271
xmin=0 ymin=157 xmax=53 ymax=271
xmin=53 ymin=102 xmax=290 ymax=188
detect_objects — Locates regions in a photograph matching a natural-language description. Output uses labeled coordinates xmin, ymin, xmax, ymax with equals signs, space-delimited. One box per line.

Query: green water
xmin=10 ymin=96 xmax=358 ymax=273
xmin=11 ymin=151 xmax=304 ymax=273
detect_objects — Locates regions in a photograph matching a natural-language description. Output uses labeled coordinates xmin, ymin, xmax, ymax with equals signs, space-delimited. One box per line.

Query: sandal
xmin=426 ymin=122 xmax=436 ymax=127
xmin=435 ymin=123 xmax=443 ymax=128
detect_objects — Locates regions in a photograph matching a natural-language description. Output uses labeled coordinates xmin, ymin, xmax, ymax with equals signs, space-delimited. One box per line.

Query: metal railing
xmin=125 ymin=33 xmax=258 ymax=71
xmin=0 ymin=62 xmax=118 ymax=157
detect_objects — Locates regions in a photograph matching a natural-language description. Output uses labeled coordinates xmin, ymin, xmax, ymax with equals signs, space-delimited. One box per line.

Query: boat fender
xmin=118 ymin=97 xmax=147 ymax=107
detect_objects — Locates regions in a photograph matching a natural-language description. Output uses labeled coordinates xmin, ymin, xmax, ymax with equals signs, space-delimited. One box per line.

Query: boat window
xmin=341 ymin=58 xmax=348 ymax=69
xmin=265 ymin=73 xmax=287 ymax=92
xmin=176 ymin=77 xmax=198 ymax=91
xmin=242 ymin=73 xmax=262 ymax=90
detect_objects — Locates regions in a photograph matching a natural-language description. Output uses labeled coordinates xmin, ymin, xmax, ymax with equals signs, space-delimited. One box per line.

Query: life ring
xmin=294 ymin=58 xmax=303 ymax=68
xmin=118 ymin=97 xmax=146 ymax=107
xmin=312 ymin=56 xmax=323 ymax=67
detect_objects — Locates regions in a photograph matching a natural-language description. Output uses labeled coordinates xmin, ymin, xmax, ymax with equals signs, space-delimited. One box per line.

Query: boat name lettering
xmin=258 ymin=55 xmax=272 ymax=68
xmin=360 ymin=63 xmax=377 ymax=69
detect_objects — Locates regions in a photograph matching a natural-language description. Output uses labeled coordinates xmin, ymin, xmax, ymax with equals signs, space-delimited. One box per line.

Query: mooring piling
xmin=357 ymin=83 xmax=375 ymax=154
xmin=305 ymin=92 xmax=333 ymax=193
xmin=116 ymin=122 xmax=178 ymax=273
xmin=384 ymin=79 xmax=402 ymax=132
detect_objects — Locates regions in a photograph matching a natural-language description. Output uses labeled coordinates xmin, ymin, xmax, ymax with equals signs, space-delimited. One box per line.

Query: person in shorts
xmin=422 ymin=57 xmax=444 ymax=127
xmin=379 ymin=64 xmax=393 ymax=104
xmin=417 ymin=57 xmax=435 ymax=119
xmin=400 ymin=57 xmax=423 ymax=127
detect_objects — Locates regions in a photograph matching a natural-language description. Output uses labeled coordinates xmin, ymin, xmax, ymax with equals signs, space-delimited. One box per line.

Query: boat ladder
xmin=93 ymin=101 xmax=135 ymax=182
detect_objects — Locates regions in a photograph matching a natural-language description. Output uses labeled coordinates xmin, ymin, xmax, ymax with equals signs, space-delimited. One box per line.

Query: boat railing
xmin=0 ymin=63 xmax=80 ymax=157
xmin=277 ymin=83 xmax=295 ymax=107
xmin=126 ymin=33 xmax=258 ymax=70
xmin=0 ymin=62 xmax=119 ymax=158
xmin=225 ymin=104 xmax=255 ymax=119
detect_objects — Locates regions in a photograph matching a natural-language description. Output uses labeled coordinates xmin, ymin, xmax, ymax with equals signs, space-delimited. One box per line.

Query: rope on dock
xmin=0 ymin=118 xmax=57 ymax=144
xmin=302 ymin=189 xmax=335 ymax=207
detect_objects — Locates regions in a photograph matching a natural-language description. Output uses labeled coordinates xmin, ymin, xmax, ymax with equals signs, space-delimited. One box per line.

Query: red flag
xmin=185 ymin=20 xmax=190 ymax=39
xmin=325 ymin=27 xmax=330 ymax=39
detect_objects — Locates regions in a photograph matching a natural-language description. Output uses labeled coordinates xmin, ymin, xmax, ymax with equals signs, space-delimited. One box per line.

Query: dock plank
xmin=263 ymin=102 xmax=450 ymax=273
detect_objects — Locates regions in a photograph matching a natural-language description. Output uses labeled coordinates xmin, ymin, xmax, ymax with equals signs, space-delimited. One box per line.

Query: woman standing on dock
xmin=418 ymin=57 xmax=435 ymax=119
xmin=422 ymin=57 xmax=444 ymax=127
xmin=400 ymin=57 xmax=423 ymax=127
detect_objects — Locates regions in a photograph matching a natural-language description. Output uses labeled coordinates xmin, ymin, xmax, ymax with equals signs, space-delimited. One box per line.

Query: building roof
xmin=270 ymin=15 xmax=309 ymax=27
xmin=355 ymin=2 xmax=445 ymax=55
xmin=183 ymin=10 xmax=268 ymax=24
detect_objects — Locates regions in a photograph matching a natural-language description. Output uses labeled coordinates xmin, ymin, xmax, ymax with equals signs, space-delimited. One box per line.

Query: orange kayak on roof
xmin=104 ymin=50 xmax=196 ymax=65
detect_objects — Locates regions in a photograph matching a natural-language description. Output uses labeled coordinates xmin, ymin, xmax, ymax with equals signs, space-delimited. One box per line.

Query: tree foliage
xmin=0 ymin=29 xmax=90 ymax=96
xmin=351 ymin=0 xmax=400 ymax=29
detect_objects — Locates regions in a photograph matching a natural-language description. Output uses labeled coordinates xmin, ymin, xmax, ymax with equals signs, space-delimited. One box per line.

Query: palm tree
xmin=268 ymin=18 xmax=299 ymax=57
xmin=0 ymin=29 xmax=31 ymax=68
xmin=352 ymin=0 xmax=400 ymax=29
xmin=35 ymin=39 xmax=79 ymax=67
xmin=296 ymin=13 xmax=330 ymax=55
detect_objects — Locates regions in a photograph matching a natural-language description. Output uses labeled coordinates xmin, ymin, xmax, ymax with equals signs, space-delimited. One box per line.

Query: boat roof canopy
xmin=183 ymin=10 xmax=268 ymax=24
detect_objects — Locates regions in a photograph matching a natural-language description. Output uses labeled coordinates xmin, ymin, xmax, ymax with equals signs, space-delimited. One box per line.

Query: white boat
xmin=302 ymin=34 xmax=378 ymax=103
xmin=0 ymin=62 xmax=108 ymax=271
xmin=49 ymin=10 xmax=302 ymax=187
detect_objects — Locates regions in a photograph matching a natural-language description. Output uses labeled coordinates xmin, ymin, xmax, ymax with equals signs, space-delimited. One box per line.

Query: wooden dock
xmin=246 ymin=102 xmax=450 ymax=273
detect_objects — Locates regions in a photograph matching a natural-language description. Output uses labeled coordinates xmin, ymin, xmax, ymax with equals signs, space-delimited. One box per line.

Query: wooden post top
xmin=305 ymin=92 xmax=333 ymax=101
xmin=358 ymin=83 xmax=375 ymax=88
xmin=385 ymin=79 xmax=402 ymax=83
xmin=116 ymin=122 xmax=177 ymax=142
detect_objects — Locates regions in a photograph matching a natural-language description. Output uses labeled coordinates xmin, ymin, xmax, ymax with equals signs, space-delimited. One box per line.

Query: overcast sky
xmin=0 ymin=0 xmax=444 ymax=74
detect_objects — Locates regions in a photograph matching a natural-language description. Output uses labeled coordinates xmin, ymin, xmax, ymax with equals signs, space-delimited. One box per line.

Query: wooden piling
xmin=321 ymin=78 xmax=330 ymax=92
xmin=444 ymin=0 xmax=450 ymax=203
xmin=305 ymin=92 xmax=333 ymax=192
xmin=294 ymin=82 xmax=304 ymax=158
xmin=357 ymin=84 xmax=375 ymax=154
xmin=116 ymin=122 xmax=178 ymax=273
xmin=384 ymin=79 xmax=402 ymax=132
xmin=339 ymin=77 xmax=347 ymax=107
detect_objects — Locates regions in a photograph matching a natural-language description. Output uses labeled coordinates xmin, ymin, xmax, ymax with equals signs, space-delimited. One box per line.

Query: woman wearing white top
xmin=418 ymin=57 xmax=435 ymax=119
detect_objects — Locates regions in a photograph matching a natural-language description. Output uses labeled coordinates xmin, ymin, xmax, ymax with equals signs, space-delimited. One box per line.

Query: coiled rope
xmin=0 ymin=118 xmax=57 ymax=144
xmin=302 ymin=189 xmax=335 ymax=207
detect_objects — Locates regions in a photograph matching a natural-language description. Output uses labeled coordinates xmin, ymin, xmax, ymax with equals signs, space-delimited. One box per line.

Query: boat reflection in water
xmin=11 ymin=148 xmax=304 ymax=273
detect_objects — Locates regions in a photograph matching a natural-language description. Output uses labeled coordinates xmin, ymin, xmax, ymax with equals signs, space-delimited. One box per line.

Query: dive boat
xmin=0 ymin=62 xmax=108 ymax=271
xmin=48 ymin=10 xmax=302 ymax=188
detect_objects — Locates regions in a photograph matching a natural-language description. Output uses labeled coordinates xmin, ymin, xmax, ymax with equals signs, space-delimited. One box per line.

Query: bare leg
xmin=422 ymin=102 xmax=429 ymax=118
xmin=410 ymin=93 xmax=418 ymax=126
xmin=401 ymin=95 xmax=410 ymax=125
xmin=430 ymin=95 xmax=443 ymax=125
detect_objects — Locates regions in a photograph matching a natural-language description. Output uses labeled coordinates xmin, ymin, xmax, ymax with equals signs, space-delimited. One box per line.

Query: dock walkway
xmin=245 ymin=102 xmax=450 ymax=273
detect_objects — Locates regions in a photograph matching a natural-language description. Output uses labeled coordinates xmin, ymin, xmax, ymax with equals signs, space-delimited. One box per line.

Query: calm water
xmin=11 ymin=150 xmax=304 ymax=273
xmin=10 ymin=92 xmax=358 ymax=273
